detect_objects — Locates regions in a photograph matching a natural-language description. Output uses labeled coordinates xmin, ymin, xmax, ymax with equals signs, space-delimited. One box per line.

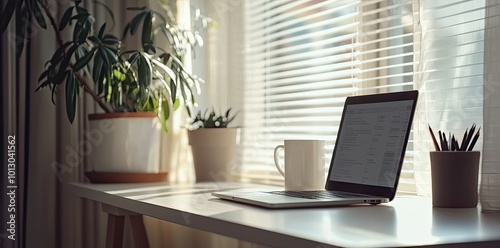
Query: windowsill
xmin=233 ymin=174 xmax=420 ymax=197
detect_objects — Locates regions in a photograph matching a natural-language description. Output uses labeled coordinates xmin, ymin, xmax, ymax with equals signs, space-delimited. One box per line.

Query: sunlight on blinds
xmin=412 ymin=0 xmax=485 ymax=195
xmin=239 ymin=0 xmax=415 ymax=192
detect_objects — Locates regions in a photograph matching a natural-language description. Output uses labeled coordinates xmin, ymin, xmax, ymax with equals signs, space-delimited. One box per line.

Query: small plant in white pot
xmin=188 ymin=108 xmax=240 ymax=182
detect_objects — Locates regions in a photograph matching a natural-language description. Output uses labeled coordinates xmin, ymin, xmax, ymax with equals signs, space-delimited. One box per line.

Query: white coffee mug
xmin=273 ymin=140 xmax=326 ymax=190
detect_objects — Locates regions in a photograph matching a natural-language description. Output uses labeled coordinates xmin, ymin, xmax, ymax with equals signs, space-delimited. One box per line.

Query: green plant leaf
xmin=75 ymin=45 xmax=91 ymax=75
xmin=185 ymin=106 xmax=193 ymax=120
xmin=36 ymin=79 xmax=50 ymax=92
xmin=49 ymin=71 xmax=66 ymax=91
xmin=32 ymin=0 xmax=47 ymax=29
xmin=51 ymin=84 xmax=58 ymax=105
xmin=71 ymin=14 xmax=91 ymax=43
xmin=160 ymin=99 xmax=170 ymax=132
xmin=169 ymin=79 xmax=177 ymax=103
xmin=138 ymin=54 xmax=152 ymax=87
xmin=105 ymin=68 xmax=112 ymax=98
xmin=113 ymin=69 xmax=126 ymax=81
xmin=38 ymin=69 xmax=49 ymax=82
xmin=36 ymin=66 xmax=56 ymax=92
xmin=73 ymin=47 xmax=96 ymax=71
xmin=59 ymin=6 xmax=74 ymax=31
xmin=98 ymin=47 xmax=109 ymax=66
xmin=88 ymin=35 xmax=101 ymax=45
xmin=178 ymin=71 xmax=195 ymax=106
xmin=58 ymin=45 xmax=78 ymax=79
xmin=143 ymin=43 xmax=156 ymax=54
xmin=142 ymin=11 xmax=153 ymax=50
xmin=70 ymin=13 xmax=90 ymax=24
xmin=161 ymin=26 xmax=176 ymax=47
xmin=92 ymin=53 xmax=103 ymax=85
xmin=185 ymin=31 xmax=195 ymax=45
xmin=73 ymin=22 xmax=82 ymax=43
xmin=153 ymin=71 xmax=171 ymax=95
xmin=179 ymin=75 xmax=189 ymax=106
xmin=97 ymin=22 xmax=106 ymax=39
xmin=127 ymin=6 xmax=147 ymax=11
xmin=151 ymin=58 xmax=177 ymax=82
xmin=102 ymin=35 xmax=119 ymax=46
xmin=65 ymin=70 xmax=77 ymax=123
xmin=102 ymin=46 xmax=117 ymax=64
xmin=77 ymin=21 xmax=92 ymax=44
xmin=129 ymin=11 xmax=147 ymax=35
xmin=194 ymin=32 xmax=204 ymax=47
xmin=50 ymin=41 xmax=72 ymax=65
xmin=0 ymin=0 xmax=17 ymax=34
xmin=48 ymin=49 xmax=76 ymax=103
xmin=173 ymin=98 xmax=180 ymax=111
xmin=126 ymin=52 xmax=140 ymax=72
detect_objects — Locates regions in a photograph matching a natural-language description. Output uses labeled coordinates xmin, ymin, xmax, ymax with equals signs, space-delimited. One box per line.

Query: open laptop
xmin=212 ymin=90 xmax=418 ymax=208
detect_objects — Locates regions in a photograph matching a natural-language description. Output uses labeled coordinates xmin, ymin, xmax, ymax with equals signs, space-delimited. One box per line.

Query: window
xmin=225 ymin=0 xmax=486 ymax=196
xmin=237 ymin=0 xmax=415 ymax=192
xmin=412 ymin=0 xmax=485 ymax=195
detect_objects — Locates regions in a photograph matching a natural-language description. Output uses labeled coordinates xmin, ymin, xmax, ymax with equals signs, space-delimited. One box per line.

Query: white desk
xmin=65 ymin=182 xmax=500 ymax=248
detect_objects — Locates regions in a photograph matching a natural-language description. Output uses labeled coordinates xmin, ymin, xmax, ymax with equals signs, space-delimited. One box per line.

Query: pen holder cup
xmin=430 ymin=151 xmax=480 ymax=208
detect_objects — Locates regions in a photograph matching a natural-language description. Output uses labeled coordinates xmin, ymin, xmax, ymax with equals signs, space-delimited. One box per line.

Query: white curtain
xmin=412 ymin=0 xmax=485 ymax=196
xmin=481 ymin=0 xmax=500 ymax=211
xmin=413 ymin=0 xmax=500 ymax=209
xmin=1 ymin=0 xmax=90 ymax=246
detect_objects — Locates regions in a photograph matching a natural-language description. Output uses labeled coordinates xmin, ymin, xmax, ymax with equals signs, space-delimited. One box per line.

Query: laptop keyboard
xmin=267 ymin=190 xmax=364 ymax=200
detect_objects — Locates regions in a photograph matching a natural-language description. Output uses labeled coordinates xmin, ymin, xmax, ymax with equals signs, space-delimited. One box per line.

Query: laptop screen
xmin=329 ymin=99 xmax=415 ymax=188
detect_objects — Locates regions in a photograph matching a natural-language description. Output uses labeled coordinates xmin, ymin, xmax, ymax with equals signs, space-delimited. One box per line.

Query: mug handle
xmin=274 ymin=145 xmax=285 ymax=177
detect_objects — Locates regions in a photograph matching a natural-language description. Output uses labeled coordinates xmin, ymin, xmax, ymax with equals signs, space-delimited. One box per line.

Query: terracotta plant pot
xmin=188 ymin=128 xmax=240 ymax=182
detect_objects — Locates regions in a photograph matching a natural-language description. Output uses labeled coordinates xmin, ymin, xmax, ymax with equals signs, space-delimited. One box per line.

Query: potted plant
xmin=1 ymin=0 xmax=210 ymax=181
xmin=188 ymin=108 xmax=240 ymax=182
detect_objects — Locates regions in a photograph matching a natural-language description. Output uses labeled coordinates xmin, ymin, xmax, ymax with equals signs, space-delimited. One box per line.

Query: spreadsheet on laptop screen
xmin=330 ymin=100 xmax=414 ymax=187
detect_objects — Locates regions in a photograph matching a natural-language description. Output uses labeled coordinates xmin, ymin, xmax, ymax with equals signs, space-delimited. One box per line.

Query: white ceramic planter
xmin=88 ymin=112 xmax=161 ymax=173
xmin=188 ymin=128 xmax=240 ymax=182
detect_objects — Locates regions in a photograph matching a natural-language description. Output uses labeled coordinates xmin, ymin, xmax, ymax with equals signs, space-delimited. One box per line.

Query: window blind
xmin=239 ymin=0 xmax=415 ymax=191
xmin=412 ymin=0 xmax=485 ymax=195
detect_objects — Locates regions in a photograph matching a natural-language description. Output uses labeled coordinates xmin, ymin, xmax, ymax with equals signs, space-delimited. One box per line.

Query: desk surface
xmin=66 ymin=182 xmax=500 ymax=248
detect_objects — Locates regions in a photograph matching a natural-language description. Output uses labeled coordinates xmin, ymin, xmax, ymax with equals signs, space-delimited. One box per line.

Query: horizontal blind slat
xmin=242 ymin=0 xmax=416 ymax=193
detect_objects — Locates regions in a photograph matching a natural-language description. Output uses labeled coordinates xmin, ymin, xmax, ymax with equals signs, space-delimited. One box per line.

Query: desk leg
xmin=129 ymin=215 xmax=149 ymax=247
xmin=106 ymin=214 xmax=125 ymax=248
xmin=102 ymin=204 xmax=150 ymax=248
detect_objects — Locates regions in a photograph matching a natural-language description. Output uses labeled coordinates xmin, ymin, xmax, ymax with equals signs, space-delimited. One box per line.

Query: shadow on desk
xmin=99 ymin=183 xmax=245 ymax=201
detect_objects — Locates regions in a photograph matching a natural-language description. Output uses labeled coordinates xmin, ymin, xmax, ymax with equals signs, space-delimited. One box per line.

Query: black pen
xmin=442 ymin=132 xmax=449 ymax=151
xmin=460 ymin=129 xmax=468 ymax=151
xmin=467 ymin=127 xmax=480 ymax=151
xmin=439 ymin=131 xmax=446 ymax=151
xmin=428 ymin=125 xmax=440 ymax=151
xmin=453 ymin=137 xmax=460 ymax=152
xmin=463 ymin=124 xmax=476 ymax=151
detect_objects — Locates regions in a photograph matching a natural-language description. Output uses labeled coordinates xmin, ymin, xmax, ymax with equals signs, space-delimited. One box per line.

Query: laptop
xmin=212 ymin=90 xmax=418 ymax=208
